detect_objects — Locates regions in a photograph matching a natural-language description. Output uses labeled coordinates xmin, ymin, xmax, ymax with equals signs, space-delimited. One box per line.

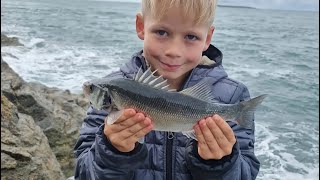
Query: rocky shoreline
xmin=1 ymin=34 xmax=89 ymax=179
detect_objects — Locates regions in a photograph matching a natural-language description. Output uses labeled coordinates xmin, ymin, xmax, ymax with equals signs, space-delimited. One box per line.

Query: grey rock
xmin=1 ymin=94 xmax=66 ymax=180
xmin=1 ymin=153 xmax=17 ymax=169
xmin=1 ymin=33 xmax=23 ymax=46
xmin=1 ymin=55 xmax=89 ymax=177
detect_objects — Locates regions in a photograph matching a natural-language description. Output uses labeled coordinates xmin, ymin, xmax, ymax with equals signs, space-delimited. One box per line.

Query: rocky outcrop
xmin=1 ymin=53 xmax=89 ymax=178
xmin=1 ymin=34 xmax=23 ymax=46
xmin=1 ymin=93 xmax=66 ymax=179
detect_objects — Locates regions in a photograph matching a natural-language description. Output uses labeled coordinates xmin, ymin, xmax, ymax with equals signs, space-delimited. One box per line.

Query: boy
xmin=74 ymin=0 xmax=260 ymax=179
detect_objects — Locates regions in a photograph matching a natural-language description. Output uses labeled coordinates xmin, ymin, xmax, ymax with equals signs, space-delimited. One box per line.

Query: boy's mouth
xmin=159 ymin=60 xmax=181 ymax=71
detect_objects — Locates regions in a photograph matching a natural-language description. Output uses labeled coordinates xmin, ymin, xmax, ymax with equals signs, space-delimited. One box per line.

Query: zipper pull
xmin=167 ymin=132 xmax=174 ymax=139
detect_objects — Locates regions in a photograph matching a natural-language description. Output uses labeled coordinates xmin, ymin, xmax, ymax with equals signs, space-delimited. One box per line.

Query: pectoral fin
xmin=106 ymin=110 xmax=124 ymax=125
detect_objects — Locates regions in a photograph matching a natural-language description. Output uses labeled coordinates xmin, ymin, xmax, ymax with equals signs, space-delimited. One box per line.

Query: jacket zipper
xmin=165 ymin=66 xmax=193 ymax=180
xmin=166 ymin=131 xmax=174 ymax=180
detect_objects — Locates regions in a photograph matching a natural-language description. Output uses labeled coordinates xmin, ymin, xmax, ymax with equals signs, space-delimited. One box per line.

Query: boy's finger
xmin=206 ymin=118 xmax=230 ymax=152
xmin=194 ymin=124 xmax=210 ymax=153
xmin=106 ymin=113 xmax=145 ymax=134
xmin=199 ymin=119 xmax=220 ymax=153
xmin=121 ymin=117 xmax=152 ymax=139
xmin=213 ymin=115 xmax=236 ymax=144
xmin=114 ymin=109 xmax=136 ymax=123
xmin=127 ymin=122 xmax=153 ymax=144
xmin=106 ymin=117 xmax=149 ymax=145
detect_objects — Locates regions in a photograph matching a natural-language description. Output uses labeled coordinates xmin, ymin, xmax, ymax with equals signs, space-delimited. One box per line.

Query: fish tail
xmin=236 ymin=94 xmax=267 ymax=129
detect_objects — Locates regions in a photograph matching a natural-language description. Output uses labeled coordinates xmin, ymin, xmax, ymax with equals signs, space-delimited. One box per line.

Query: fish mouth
xmin=82 ymin=81 xmax=93 ymax=97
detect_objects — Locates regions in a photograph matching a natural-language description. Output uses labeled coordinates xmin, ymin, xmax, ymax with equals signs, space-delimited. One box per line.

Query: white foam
xmin=225 ymin=62 xmax=295 ymax=80
xmin=1 ymin=39 xmax=121 ymax=93
xmin=255 ymin=122 xmax=319 ymax=180
xmin=259 ymin=168 xmax=319 ymax=180
xmin=24 ymin=38 xmax=46 ymax=48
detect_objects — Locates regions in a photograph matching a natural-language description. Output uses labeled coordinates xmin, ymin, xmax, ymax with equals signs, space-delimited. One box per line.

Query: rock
xmin=1 ymin=153 xmax=17 ymax=169
xmin=1 ymin=56 xmax=90 ymax=177
xmin=1 ymin=94 xmax=66 ymax=180
xmin=1 ymin=34 xmax=23 ymax=46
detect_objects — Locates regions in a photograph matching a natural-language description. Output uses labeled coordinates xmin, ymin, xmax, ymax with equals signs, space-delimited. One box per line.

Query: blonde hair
xmin=141 ymin=0 xmax=218 ymax=26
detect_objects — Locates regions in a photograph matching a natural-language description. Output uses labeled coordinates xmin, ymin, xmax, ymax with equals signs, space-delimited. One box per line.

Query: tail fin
xmin=236 ymin=94 xmax=267 ymax=129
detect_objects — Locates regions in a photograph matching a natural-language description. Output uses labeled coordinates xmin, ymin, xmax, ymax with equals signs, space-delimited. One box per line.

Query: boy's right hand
xmin=104 ymin=109 xmax=153 ymax=152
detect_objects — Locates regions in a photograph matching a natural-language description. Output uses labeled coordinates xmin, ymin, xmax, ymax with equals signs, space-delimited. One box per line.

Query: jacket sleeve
xmin=73 ymin=70 xmax=148 ymax=180
xmin=73 ymin=106 xmax=148 ymax=180
xmin=185 ymin=83 xmax=260 ymax=180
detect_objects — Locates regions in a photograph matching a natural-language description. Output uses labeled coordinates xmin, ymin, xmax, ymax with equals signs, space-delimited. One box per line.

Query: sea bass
xmin=83 ymin=67 xmax=267 ymax=135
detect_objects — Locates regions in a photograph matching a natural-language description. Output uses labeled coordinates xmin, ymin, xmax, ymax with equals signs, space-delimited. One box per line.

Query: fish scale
xmin=111 ymin=82 xmax=204 ymax=130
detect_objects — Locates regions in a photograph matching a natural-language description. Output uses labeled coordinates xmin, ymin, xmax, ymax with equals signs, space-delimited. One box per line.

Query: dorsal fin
xmin=142 ymin=69 xmax=158 ymax=84
xmin=134 ymin=67 xmax=144 ymax=81
xmin=133 ymin=67 xmax=177 ymax=92
xmin=179 ymin=78 xmax=219 ymax=103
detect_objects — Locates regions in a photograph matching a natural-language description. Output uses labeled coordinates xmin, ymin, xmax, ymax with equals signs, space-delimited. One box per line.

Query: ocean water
xmin=1 ymin=0 xmax=319 ymax=179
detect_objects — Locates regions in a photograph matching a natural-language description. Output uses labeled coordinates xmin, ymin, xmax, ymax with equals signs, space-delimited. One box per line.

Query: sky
xmin=108 ymin=0 xmax=319 ymax=12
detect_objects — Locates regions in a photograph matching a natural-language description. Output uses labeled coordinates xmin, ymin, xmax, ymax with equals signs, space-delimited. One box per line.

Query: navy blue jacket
xmin=74 ymin=45 xmax=260 ymax=180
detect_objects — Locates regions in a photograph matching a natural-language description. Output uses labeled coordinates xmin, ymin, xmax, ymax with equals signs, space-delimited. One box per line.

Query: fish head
xmin=101 ymin=79 xmax=128 ymax=107
xmin=82 ymin=78 xmax=135 ymax=110
xmin=82 ymin=81 xmax=111 ymax=110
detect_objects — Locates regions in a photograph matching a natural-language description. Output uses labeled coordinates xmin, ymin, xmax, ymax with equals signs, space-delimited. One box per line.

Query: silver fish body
xmin=83 ymin=68 xmax=267 ymax=132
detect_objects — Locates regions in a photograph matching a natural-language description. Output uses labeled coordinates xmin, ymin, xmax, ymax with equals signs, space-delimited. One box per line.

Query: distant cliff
xmin=218 ymin=4 xmax=256 ymax=9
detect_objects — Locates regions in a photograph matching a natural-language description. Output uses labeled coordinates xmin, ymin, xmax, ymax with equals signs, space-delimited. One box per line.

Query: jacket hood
xmin=199 ymin=44 xmax=223 ymax=68
xmin=120 ymin=44 xmax=228 ymax=88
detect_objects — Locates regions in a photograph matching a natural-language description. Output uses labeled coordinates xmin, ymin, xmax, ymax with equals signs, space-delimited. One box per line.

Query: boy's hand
xmin=104 ymin=109 xmax=153 ymax=152
xmin=194 ymin=114 xmax=236 ymax=160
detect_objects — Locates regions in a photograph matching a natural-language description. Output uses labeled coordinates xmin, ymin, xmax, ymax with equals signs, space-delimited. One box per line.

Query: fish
xmin=83 ymin=67 xmax=267 ymax=139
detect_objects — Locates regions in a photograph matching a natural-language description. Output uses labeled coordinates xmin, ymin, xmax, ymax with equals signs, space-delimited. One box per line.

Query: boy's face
xmin=136 ymin=7 xmax=214 ymax=87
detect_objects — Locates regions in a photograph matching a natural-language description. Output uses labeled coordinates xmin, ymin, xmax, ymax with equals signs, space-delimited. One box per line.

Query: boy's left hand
xmin=194 ymin=114 xmax=236 ymax=160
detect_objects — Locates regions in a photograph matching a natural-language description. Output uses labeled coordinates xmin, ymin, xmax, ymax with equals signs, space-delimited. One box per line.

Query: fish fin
xmin=106 ymin=110 xmax=123 ymax=125
xmin=134 ymin=67 xmax=176 ymax=92
xmin=182 ymin=130 xmax=198 ymax=140
xmin=236 ymin=94 xmax=267 ymax=129
xmin=180 ymin=78 xmax=219 ymax=103
xmin=148 ymin=75 xmax=168 ymax=89
xmin=138 ymin=67 xmax=153 ymax=82
xmin=142 ymin=68 xmax=158 ymax=84
xmin=153 ymin=78 xmax=168 ymax=88
xmin=134 ymin=67 xmax=144 ymax=81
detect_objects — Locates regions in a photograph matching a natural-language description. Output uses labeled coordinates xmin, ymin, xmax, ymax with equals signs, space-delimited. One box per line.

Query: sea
xmin=1 ymin=0 xmax=319 ymax=179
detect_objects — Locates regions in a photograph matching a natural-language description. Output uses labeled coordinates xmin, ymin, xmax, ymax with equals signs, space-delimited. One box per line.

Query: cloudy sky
xmin=111 ymin=0 xmax=319 ymax=11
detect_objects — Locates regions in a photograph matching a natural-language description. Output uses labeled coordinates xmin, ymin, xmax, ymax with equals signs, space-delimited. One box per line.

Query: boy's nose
xmin=164 ymin=38 xmax=183 ymax=58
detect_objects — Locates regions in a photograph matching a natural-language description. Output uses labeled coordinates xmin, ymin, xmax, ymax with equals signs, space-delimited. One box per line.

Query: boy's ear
xmin=136 ymin=13 xmax=145 ymax=40
xmin=203 ymin=26 xmax=214 ymax=51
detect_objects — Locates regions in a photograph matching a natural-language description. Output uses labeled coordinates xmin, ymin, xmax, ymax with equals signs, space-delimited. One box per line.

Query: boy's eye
xmin=186 ymin=35 xmax=198 ymax=41
xmin=156 ymin=30 xmax=168 ymax=36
